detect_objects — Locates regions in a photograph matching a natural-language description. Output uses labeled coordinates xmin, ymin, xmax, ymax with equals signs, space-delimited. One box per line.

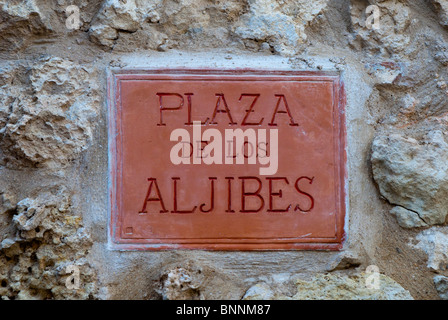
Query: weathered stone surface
xmin=434 ymin=275 xmax=448 ymax=300
xmin=87 ymin=0 xmax=332 ymax=55
xmin=432 ymin=0 xmax=448 ymax=27
xmin=390 ymin=206 xmax=427 ymax=229
xmin=0 ymin=56 xmax=100 ymax=169
xmin=0 ymin=0 xmax=52 ymax=51
xmin=410 ymin=227 xmax=448 ymax=271
xmin=325 ymin=252 xmax=362 ymax=271
xmin=0 ymin=192 xmax=17 ymax=244
xmin=244 ymin=273 xmax=413 ymax=300
xmin=371 ymin=130 xmax=448 ymax=228
xmin=292 ymin=273 xmax=413 ymax=300
xmin=350 ymin=1 xmax=413 ymax=56
xmin=365 ymin=62 xmax=405 ymax=86
xmin=88 ymin=24 xmax=118 ymax=47
xmin=87 ymin=0 xmax=147 ymax=47
xmin=13 ymin=188 xmax=70 ymax=239
xmin=95 ymin=0 xmax=141 ymax=33
xmin=0 ymin=186 xmax=96 ymax=300
xmin=234 ymin=0 xmax=329 ymax=56
xmin=155 ymin=263 xmax=246 ymax=300
xmin=242 ymin=283 xmax=280 ymax=300
xmin=0 ymin=192 xmax=15 ymax=214
xmin=88 ymin=0 xmax=164 ymax=49
xmin=159 ymin=267 xmax=201 ymax=300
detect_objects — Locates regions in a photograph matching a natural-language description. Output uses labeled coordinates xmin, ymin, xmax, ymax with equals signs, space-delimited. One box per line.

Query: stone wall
xmin=0 ymin=0 xmax=447 ymax=300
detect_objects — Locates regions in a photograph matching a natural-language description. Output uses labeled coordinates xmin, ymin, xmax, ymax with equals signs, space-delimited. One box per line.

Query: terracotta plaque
xmin=108 ymin=69 xmax=346 ymax=250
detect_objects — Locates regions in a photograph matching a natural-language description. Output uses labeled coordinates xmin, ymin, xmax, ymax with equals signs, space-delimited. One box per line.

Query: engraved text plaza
xmin=139 ymin=91 xmax=316 ymax=215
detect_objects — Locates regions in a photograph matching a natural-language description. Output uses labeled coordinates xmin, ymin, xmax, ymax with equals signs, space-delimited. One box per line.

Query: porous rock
xmin=350 ymin=1 xmax=413 ymax=56
xmin=160 ymin=267 xmax=201 ymax=300
xmin=0 ymin=56 xmax=100 ymax=169
xmin=434 ymin=275 xmax=448 ymax=300
xmin=410 ymin=227 xmax=448 ymax=271
xmin=234 ymin=0 xmax=329 ymax=56
xmin=432 ymin=0 xmax=448 ymax=27
xmin=0 ymin=186 xmax=97 ymax=300
xmin=244 ymin=273 xmax=413 ymax=300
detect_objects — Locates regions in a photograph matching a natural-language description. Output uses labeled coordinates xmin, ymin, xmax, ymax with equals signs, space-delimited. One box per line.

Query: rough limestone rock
xmin=390 ymin=206 xmax=427 ymax=229
xmin=432 ymin=0 xmax=448 ymax=27
xmin=410 ymin=227 xmax=448 ymax=271
xmin=0 ymin=0 xmax=52 ymax=51
xmin=325 ymin=252 xmax=362 ymax=271
xmin=12 ymin=189 xmax=70 ymax=240
xmin=350 ymin=1 xmax=414 ymax=56
xmin=88 ymin=0 xmax=330 ymax=54
xmin=234 ymin=0 xmax=329 ymax=56
xmin=88 ymin=0 xmax=164 ymax=48
xmin=89 ymin=0 xmax=245 ymax=51
xmin=88 ymin=0 xmax=139 ymax=47
xmin=0 ymin=192 xmax=16 ymax=243
xmin=434 ymin=275 xmax=448 ymax=300
xmin=292 ymin=273 xmax=413 ymax=300
xmin=156 ymin=264 xmax=245 ymax=300
xmin=242 ymin=283 xmax=281 ymax=300
xmin=0 ymin=192 xmax=15 ymax=214
xmin=0 ymin=56 xmax=100 ymax=169
xmin=244 ymin=273 xmax=413 ymax=300
xmin=96 ymin=0 xmax=140 ymax=32
xmin=371 ymin=130 xmax=448 ymax=228
xmin=160 ymin=267 xmax=201 ymax=300
xmin=0 ymin=186 xmax=97 ymax=300
xmin=88 ymin=24 xmax=118 ymax=47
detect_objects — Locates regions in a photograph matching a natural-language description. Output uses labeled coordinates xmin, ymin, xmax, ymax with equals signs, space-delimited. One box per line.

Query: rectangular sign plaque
xmin=108 ymin=69 xmax=346 ymax=250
